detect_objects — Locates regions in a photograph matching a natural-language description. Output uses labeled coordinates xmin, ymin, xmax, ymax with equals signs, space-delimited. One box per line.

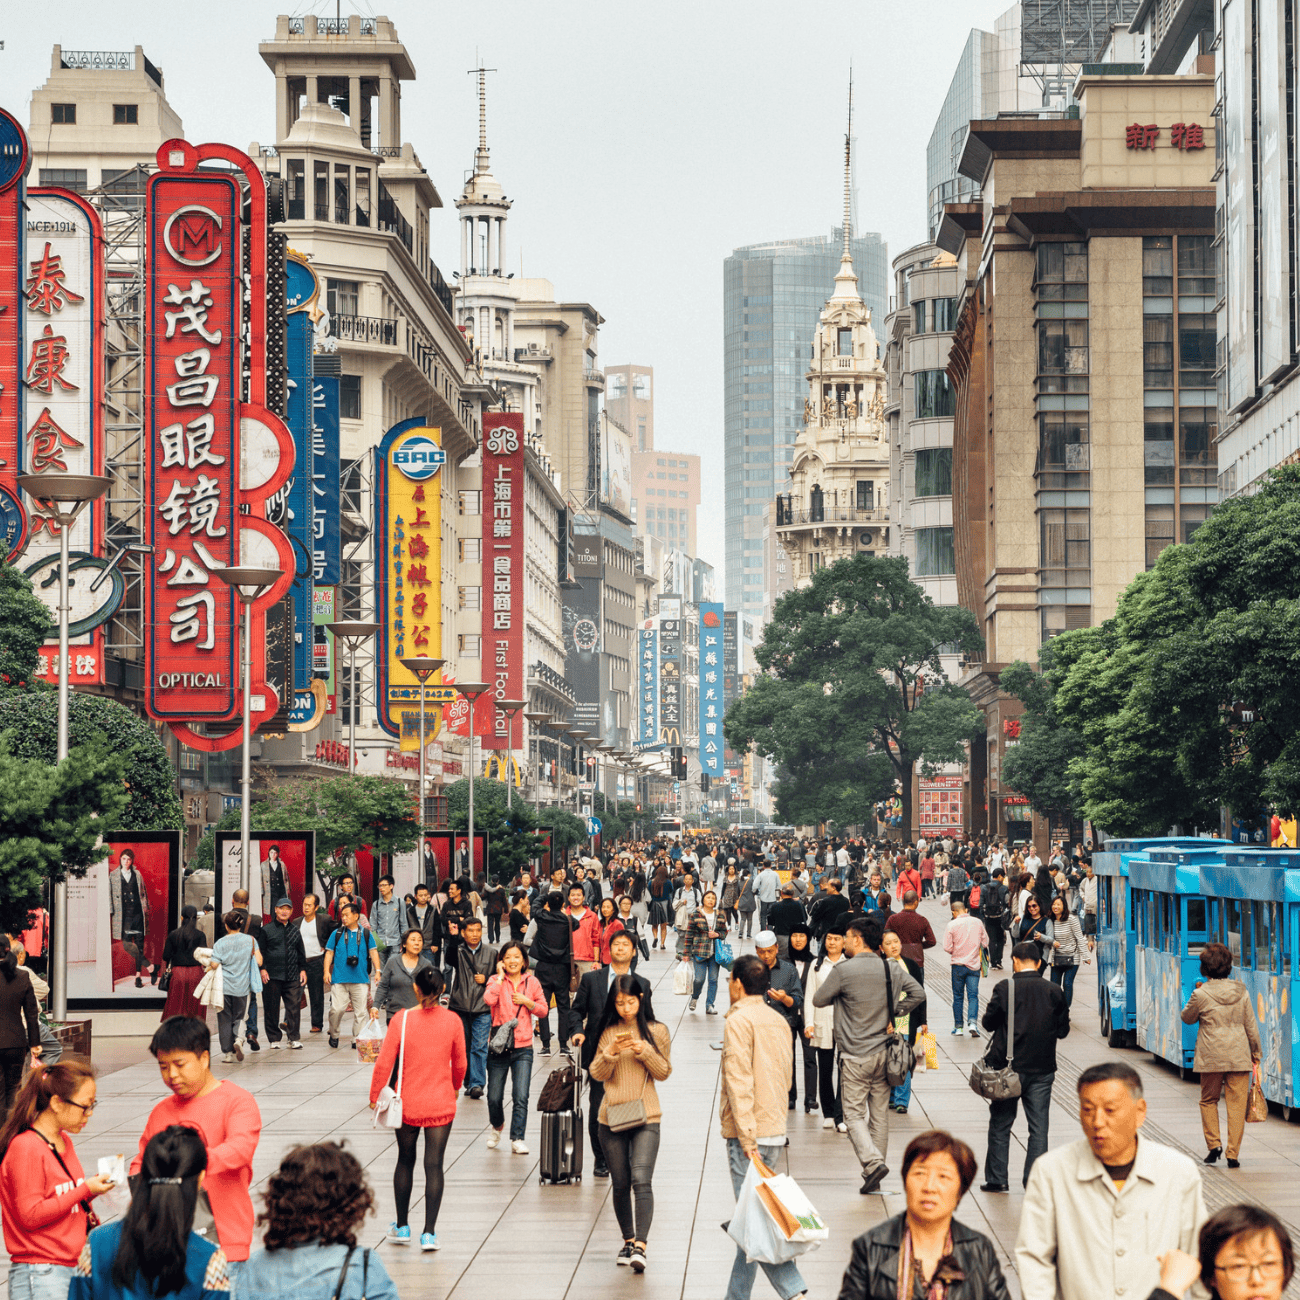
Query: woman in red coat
xmin=369 ymin=965 xmax=466 ymax=1253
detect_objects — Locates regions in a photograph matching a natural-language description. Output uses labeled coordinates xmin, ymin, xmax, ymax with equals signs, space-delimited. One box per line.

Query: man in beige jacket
xmin=1016 ymin=1061 xmax=1207 ymax=1300
xmin=720 ymin=954 xmax=807 ymax=1300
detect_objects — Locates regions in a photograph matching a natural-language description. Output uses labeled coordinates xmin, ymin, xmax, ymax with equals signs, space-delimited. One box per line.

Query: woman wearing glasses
xmin=0 ymin=1058 xmax=115 ymax=1300
xmin=1151 ymin=1205 xmax=1291 ymax=1300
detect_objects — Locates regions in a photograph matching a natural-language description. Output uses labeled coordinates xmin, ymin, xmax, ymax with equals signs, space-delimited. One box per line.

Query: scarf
xmin=896 ymin=1226 xmax=964 ymax=1300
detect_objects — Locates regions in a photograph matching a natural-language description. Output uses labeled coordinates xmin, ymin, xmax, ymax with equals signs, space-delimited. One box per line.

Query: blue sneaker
xmin=420 ymin=1232 xmax=439 ymax=1252
xmin=388 ymin=1223 xmax=410 ymax=1245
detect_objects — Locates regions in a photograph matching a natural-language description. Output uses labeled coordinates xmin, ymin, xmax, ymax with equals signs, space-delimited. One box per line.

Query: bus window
xmin=1186 ymin=897 xmax=1207 ymax=957
xmin=1254 ymin=901 xmax=1271 ymax=973
xmin=1226 ymin=899 xmax=1242 ymax=963
xmin=1287 ymin=905 xmax=1295 ymax=979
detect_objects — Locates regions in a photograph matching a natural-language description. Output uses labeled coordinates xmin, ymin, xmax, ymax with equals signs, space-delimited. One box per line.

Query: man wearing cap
xmin=259 ymin=897 xmax=307 ymax=1049
xmin=754 ymin=929 xmax=805 ymax=1110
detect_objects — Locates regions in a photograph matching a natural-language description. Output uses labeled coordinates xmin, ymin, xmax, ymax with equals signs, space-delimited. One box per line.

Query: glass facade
xmin=723 ymin=230 xmax=888 ymax=618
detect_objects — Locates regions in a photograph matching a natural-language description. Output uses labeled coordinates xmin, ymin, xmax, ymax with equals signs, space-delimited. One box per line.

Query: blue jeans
xmin=8 ymin=1264 xmax=74 ymax=1300
xmin=951 ymin=966 xmax=980 ymax=1026
xmin=890 ymin=1069 xmax=912 ymax=1110
xmin=487 ymin=1044 xmax=533 ymax=1140
xmin=984 ymin=1068 xmax=1055 ymax=1187
xmin=726 ymin=1139 xmax=807 ymax=1300
xmin=1050 ymin=962 xmax=1079 ymax=1006
xmin=692 ymin=957 xmax=719 ymax=1008
xmin=459 ymin=1010 xmax=491 ymax=1091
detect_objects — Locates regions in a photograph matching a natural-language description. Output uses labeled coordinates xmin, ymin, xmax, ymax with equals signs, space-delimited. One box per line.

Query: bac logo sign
xmin=162 ymin=204 xmax=223 ymax=267
xmin=393 ymin=435 xmax=446 ymax=481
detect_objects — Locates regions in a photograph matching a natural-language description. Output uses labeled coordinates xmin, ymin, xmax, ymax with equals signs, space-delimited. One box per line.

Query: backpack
xmin=969 ymin=884 xmax=981 ymax=909
xmin=982 ymin=883 xmax=1005 ymax=920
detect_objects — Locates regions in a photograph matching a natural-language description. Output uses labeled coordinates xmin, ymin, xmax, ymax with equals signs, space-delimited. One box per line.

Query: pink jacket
xmin=484 ymin=972 xmax=546 ymax=1047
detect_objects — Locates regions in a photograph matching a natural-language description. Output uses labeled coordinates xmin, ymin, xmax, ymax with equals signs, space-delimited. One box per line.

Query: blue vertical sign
xmin=312 ymin=375 xmax=340 ymax=585
xmin=282 ymin=310 xmax=314 ymax=723
xmin=699 ymin=603 xmax=724 ymax=777
xmin=637 ymin=626 xmax=658 ymax=749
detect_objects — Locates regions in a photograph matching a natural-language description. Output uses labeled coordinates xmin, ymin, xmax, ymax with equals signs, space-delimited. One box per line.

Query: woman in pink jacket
xmin=369 ymin=966 xmax=465 ymax=1253
xmin=483 ymin=942 xmax=545 ymax=1155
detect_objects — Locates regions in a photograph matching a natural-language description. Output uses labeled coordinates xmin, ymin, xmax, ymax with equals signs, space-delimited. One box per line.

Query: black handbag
xmin=878 ymin=956 xmax=911 ymax=1087
xmin=157 ymin=966 xmax=173 ymax=993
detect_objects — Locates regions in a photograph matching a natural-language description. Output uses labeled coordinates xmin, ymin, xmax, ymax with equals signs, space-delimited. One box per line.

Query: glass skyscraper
xmin=723 ymin=228 xmax=887 ymax=621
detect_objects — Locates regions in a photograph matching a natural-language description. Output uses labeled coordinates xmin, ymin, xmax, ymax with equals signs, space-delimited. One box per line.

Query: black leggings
xmin=393 ymin=1122 xmax=452 ymax=1235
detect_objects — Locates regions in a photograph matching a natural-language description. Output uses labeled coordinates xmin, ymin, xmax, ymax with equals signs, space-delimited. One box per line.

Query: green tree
xmin=999 ymin=644 xmax=1086 ymax=820
xmin=445 ymin=777 xmax=547 ymax=879
xmin=0 ymin=694 xmax=182 ymax=830
xmin=0 ymin=543 xmax=54 ymax=696
xmin=724 ymin=554 xmax=984 ymax=837
xmin=536 ymin=807 xmax=588 ymax=855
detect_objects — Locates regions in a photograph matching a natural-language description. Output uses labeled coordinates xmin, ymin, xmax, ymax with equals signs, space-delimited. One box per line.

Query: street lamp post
xmin=496 ymin=699 xmax=526 ymax=811
xmin=213 ymin=565 xmax=285 ymax=902
xmin=325 ymin=621 xmax=381 ymax=777
xmin=454 ymin=682 xmax=490 ymax=875
xmin=400 ymin=656 xmax=445 ymax=832
xmin=17 ymin=473 xmax=112 ymax=1023
xmin=523 ymin=710 xmax=551 ymax=816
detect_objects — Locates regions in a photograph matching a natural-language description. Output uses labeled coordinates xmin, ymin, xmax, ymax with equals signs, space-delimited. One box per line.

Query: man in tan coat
xmin=720 ymin=953 xmax=808 ymax=1300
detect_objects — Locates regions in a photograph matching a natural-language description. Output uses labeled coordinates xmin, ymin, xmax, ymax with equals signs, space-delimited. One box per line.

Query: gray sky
xmin=2 ymin=0 xmax=1013 ymax=588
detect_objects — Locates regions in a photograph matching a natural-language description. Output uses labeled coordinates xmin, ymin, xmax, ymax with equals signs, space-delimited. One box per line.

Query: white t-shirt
xmin=300 ymin=917 xmax=322 ymax=959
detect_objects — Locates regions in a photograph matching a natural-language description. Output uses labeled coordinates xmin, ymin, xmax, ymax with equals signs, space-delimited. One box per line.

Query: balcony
xmin=583 ymin=367 xmax=605 ymax=387
xmin=59 ymin=49 xmax=163 ymax=87
xmin=774 ymin=500 xmax=890 ymax=528
xmin=332 ymin=314 xmax=397 ymax=346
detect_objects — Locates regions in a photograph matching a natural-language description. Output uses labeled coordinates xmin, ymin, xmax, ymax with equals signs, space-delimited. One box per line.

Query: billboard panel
xmin=1256 ymin=0 xmax=1292 ymax=382
xmin=563 ymin=578 xmax=602 ymax=731
xmin=601 ymin=413 xmax=633 ymax=517
xmin=1223 ymin=0 xmax=1256 ymax=411
xmin=659 ymin=614 xmax=681 ymax=744
xmin=313 ymin=374 xmax=341 ymax=584
xmin=637 ymin=623 xmax=658 ymax=749
xmin=723 ymin=609 xmax=739 ymax=707
xmin=698 ymin=602 xmax=723 ymax=777
xmin=280 ymin=306 xmax=314 ymax=725
xmin=0 ymin=110 xmax=32 ymax=557
xmin=214 ymin=829 xmax=316 ymax=921
xmin=482 ymin=412 xmax=524 ymax=750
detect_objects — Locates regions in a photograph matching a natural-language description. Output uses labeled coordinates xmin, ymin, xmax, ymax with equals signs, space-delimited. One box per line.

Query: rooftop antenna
xmin=468 ymin=62 xmax=497 ymax=175
xmin=842 ymin=71 xmax=853 ymax=257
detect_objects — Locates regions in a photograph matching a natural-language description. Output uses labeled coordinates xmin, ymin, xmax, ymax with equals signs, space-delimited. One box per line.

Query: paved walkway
xmin=23 ymin=894 xmax=1300 ymax=1298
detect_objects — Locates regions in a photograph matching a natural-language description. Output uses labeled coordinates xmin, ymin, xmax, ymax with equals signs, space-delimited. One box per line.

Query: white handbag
xmin=372 ymin=1010 xmax=407 ymax=1129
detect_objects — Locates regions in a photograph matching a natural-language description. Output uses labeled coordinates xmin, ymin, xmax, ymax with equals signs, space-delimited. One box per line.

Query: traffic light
xmin=700 ymin=772 xmax=711 ymax=792
xmin=671 ymin=746 xmax=687 ymax=780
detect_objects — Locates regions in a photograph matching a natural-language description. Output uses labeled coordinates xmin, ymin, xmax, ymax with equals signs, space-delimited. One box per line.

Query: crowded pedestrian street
xmin=14 ymin=888 xmax=1298 ymax=1300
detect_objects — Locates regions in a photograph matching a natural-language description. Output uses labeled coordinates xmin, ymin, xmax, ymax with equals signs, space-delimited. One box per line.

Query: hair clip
xmin=148 ymin=1177 xmax=183 ymax=1185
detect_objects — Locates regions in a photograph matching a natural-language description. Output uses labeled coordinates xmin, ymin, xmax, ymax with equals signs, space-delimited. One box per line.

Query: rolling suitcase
xmin=538 ymin=1056 xmax=583 ymax=1185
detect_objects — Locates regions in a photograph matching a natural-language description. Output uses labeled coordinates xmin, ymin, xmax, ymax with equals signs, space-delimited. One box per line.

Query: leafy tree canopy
xmin=445 ymin=777 xmax=547 ymax=879
xmin=0 ymin=544 xmax=54 ymax=696
xmin=724 ymin=554 xmax=984 ymax=835
xmin=999 ymin=643 xmax=1087 ymax=819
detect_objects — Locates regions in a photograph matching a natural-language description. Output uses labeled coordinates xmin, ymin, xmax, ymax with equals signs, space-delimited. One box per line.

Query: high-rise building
xmin=723 ymin=229 xmax=887 ymax=623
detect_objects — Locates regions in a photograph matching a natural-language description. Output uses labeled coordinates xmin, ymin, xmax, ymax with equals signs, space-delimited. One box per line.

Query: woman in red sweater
xmin=0 ymin=1058 xmax=114 ymax=1300
xmin=369 ymin=965 xmax=466 ymax=1253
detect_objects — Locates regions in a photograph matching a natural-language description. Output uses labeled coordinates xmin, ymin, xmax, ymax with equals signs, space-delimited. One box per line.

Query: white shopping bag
xmin=757 ymin=1171 xmax=829 ymax=1246
xmin=673 ymin=960 xmax=693 ymax=996
xmin=726 ymin=1156 xmax=816 ymax=1265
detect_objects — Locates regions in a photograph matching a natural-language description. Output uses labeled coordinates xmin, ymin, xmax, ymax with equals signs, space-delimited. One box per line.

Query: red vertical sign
xmin=482 ymin=412 xmax=524 ymax=749
xmin=0 ymin=109 xmax=32 ymax=555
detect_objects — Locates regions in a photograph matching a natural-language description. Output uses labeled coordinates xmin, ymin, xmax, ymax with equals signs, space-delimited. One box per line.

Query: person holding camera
xmin=324 ymin=904 xmax=379 ymax=1050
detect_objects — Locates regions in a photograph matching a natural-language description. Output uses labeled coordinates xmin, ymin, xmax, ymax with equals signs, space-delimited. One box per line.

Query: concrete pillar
xmin=275 ymin=71 xmax=289 ymax=143
xmin=461 ymin=217 xmax=468 ymax=277
xmin=379 ymin=77 xmax=393 ymax=147
xmin=497 ymin=217 xmax=505 ymax=276
xmin=307 ymin=74 xmax=319 ymax=106
xmin=349 ymin=76 xmax=362 ymax=138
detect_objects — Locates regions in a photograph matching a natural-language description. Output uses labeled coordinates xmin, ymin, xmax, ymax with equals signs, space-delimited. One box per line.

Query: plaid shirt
xmin=685 ymin=907 xmax=727 ymax=961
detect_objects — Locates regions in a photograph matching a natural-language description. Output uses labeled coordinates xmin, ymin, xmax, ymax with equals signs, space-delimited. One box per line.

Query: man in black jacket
xmin=569 ymin=930 xmax=650 ymax=1179
xmin=406 ymin=883 xmax=440 ymax=955
xmin=981 ymin=869 xmax=1010 ymax=968
xmin=449 ymin=917 xmax=497 ymax=1100
xmin=808 ymin=878 xmax=851 ymax=946
xmin=979 ymin=941 xmax=1070 ymax=1192
xmin=527 ymin=891 xmax=575 ymax=1057
xmin=767 ymin=885 xmax=807 ymax=960
xmin=260 ymin=899 xmax=307 ymax=1048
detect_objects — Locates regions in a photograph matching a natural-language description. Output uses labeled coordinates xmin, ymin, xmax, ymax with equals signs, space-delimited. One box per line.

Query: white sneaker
xmin=836 ymin=1122 xmax=848 ymax=1134
xmin=288 ymin=1040 xmax=303 ymax=1050
xmin=270 ymin=1041 xmax=283 ymax=1050
xmin=222 ymin=1052 xmax=234 ymax=1063
xmin=822 ymin=1117 xmax=834 ymax=1130
xmin=486 ymin=1131 xmax=501 ymax=1149
xmin=511 ymin=1139 xmax=529 ymax=1155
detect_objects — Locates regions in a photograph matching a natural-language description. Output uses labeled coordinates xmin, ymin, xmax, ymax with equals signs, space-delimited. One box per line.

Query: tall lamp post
xmin=17 ymin=473 xmax=112 ymax=1023
xmin=400 ymin=656 xmax=445 ymax=831
xmin=325 ymin=620 xmax=380 ymax=775
xmin=523 ymin=710 xmax=552 ymax=816
xmin=212 ymin=565 xmax=285 ymax=902
xmin=454 ymin=682 xmax=491 ymax=875
xmin=496 ymin=699 xmax=526 ymax=811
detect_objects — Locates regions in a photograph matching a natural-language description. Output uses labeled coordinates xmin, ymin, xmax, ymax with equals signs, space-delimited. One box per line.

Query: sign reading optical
xmin=393 ymin=437 xmax=446 ymax=481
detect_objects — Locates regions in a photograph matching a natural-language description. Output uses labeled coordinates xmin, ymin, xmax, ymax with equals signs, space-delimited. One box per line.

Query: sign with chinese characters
xmin=482 ymin=412 xmax=524 ymax=750
xmin=144 ymin=139 xmax=295 ymax=748
xmin=23 ymin=189 xmax=113 ymax=684
xmin=698 ymin=602 xmax=723 ymax=778
xmin=1124 ymin=121 xmax=1206 ymax=150
xmin=0 ymin=109 xmax=33 ymax=557
xmin=637 ymin=623 xmax=658 ymax=749
xmin=313 ymin=584 xmax=336 ymax=712
xmin=723 ymin=609 xmax=738 ymax=708
xmin=375 ymin=419 xmax=445 ymax=737
xmin=280 ymin=302 xmax=315 ymax=727
xmin=312 ymin=374 xmax=340 ymax=585
xmin=659 ymin=615 xmax=681 ymax=743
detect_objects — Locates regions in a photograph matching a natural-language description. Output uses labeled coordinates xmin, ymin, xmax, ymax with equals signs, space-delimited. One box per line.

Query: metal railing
xmin=428 ymin=260 xmax=454 ymax=317
xmin=372 ymin=146 xmax=403 ymax=158
xmin=61 ymin=49 xmax=133 ymax=71
xmin=332 ymin=314 xmax=397 ymax=345
xmin=775 ymin=503 xmax=890 ymax=526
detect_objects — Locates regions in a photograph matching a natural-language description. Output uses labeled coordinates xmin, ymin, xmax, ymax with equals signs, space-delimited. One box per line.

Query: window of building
xmin=459 ymin=537 xmax=482 ymax=563
xmin=1035 ymin=242 xmax=1088 ymax=298
xmin=856 ymin=479 xmax=874 ymax=511
xmin=915 ymin=527 xmax=955 ymax=576
xmin=285 ymin=159 xmax=305 ymax=219
xmin=458 ymin=491 xmax=481 ymax=516
xmin=932 ymin=298 xmax=958 ymax=332
xmin=637 ymin=418 xmax=646 ymax=450
xmin=1144 ymin=410 xmax=1175 ymax=486
xmin=656 ymin=458 xmax=665 ymax=466
xmin=112 ymin=104 xmax=138 ymax=125
xmin=1178 ymin=313 xmax=1216 ymax=386
xmin=37 ymin=168 xmax=86 ymax=192
xmin=1144 ymin=317 xmax=1174 ymax=388
xmin=458 ymin=634 xmax=481 ymax=657
xmin=1179 ymin=406 xmax=1218 ymax=486
xmin=914 ymin=370 xmax=955 ymax=419
xmin=1039 ymin=318 xmax=1089 ymax=376
xmin=314 ymin=160 xmax=329 ymax=221
xmin=913 ymin=302 xmax=927 ymax=334
xmin=339 ymin=374 xmax=361 ymax=420
xmin=607 ymin=373 xmax=626 ymax=400
xmin=1040 ymin=507 xmax=1091 ymax=588
xmin=458 ymin=586 xmax=481 ymax=611
xmin=355 ymin=168 xmax=371 ymax=226
xmin=656 ymin=472 xmax=666 ymax=479
xmin=914 ymin=448 xmax=953 ymax=497
xmin=1178 ymin=235 xmax=1214 ymax=295
xmin=838 ymin=327 xmax=853 ymax=355
xmin=51 ymin=103 xmax=76 ymax=124
xmin=634 ymin=373 xmax=651 ymax=400
xmin=326 ymin=279 xmax=359 ymax=317
xmin=1143 ymin=236 xmax=1174 ymax=295
xmin=334 ymin=164 xmax=350 ymax=224
xmin=1039 ymin=414 xmax=1090 ymax=488
xmin=668 ymin=459 xmax=678 ymax=467
xmin=1146 ymin=503 xmax=1175 ymax=568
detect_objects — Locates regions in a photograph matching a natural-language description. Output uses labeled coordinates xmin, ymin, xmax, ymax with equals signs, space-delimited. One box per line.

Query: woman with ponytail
xmin=70 ymin=1125 xmax=227 ymax=1300
xmin=160 ymin=907 xmax=207 ymax=1021
xmin=0 ymin=1057 xmax=113 ymax=1300
xmin=0 ymin=932 xmax=42 ymax=1112
xmin=367 ymin=964 xmax=465 ymax=1253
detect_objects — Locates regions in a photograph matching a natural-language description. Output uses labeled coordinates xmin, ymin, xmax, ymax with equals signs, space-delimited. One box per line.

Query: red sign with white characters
xmin=144 ymin=140 xmax=294 ymax=749
xmin=482 ymin=412 xmax=524 ymax=750
xmin=0 ymin=109 xmax=33 ymax=559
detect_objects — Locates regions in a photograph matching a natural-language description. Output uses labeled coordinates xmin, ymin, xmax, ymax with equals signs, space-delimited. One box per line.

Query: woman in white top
xmin=803 ymin=928 xmax=846 ymax=1130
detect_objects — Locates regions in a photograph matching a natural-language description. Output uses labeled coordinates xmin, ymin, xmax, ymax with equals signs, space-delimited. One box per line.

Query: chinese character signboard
xmin=723 ymin=609 xmax=738 ymax=707
xmin=563 ymin=571 xmax=602 ymax=732
xmin=637 ymin=623 xmax=658 ymax=749
xmin=659 ymin=616 xmax=681 ymax=744
xmin=698 ymin=602 xmax=723 ymax=777
xmin=1124 ymin=121 xmax=1206 ymax=151
xmin=375 ymin=418 xmax=452 ymax=737
xmin=144 ymin=140 xmax=295 ymax=749
xmin=0 ymin=110 xmax=32 ymax=555
xmin=279 ymin=295 xmax=315 ymax=725
xmin=482 ymin=412 xmax=524 ymax=750
xmin=312 ymin=374 xmax=340 ymax=585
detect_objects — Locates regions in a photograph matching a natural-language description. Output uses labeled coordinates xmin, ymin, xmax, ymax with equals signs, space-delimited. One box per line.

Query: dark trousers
xmin=0 ymin=1046 xmax=27 ymax=1115
xmin=588 ymin=1075 xmax=606 ymax=1168
xmin=921 ymin=878 xmax=934 ymax=897
xmin=815 ymin=1046 xmax=842 ymax=1122
xmin=788 ymin=1023 xmax=804 ymax=1105
xmin=985 ymin=917 xmax=1006 ymax=967
xmin=799 ymin=1033 xmax=819 ymax=1109
xmin=486 ymin=914 xmax=502 ymax=944
xmin=534 ymin=963 xmax=571 ymax=1051
xmin=263 ymin=976 xmax=302 ymax=1042
xmin=985 ymin=1068 xmax=1055 ymax=1187
xmin=304 ymin=956 xmax=326 ymax=1029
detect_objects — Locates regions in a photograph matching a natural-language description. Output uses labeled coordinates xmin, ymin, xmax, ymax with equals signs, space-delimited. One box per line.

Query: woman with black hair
xmin=367 ymin=965 xmax=465 ymax=1252
xmin=589 ymin=975 xmax=672 ymax=1274
xmin=0 ymin=933 xmax=41 ymax=1112
xmin=160 ymin=907 xmax=207 ymax=1022
xmin=70 ymin=1125 xmax=225 ymax=1300
xmin=648 ymin=865 xmax=672 ymax=951
xmin=787 ymin=924 xmax=819 ymax=1114
xmin=1013 ymin=895 xmax=1053 ymax=976
xmin=483 ymin=942 xmax=543 ymax=1154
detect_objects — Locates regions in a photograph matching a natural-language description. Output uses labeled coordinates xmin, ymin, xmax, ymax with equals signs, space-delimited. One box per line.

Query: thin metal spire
xmin=843 ymin=73 xmax=853 ymax=258
xmin=469 ymin=64 xmax=496 ymax=175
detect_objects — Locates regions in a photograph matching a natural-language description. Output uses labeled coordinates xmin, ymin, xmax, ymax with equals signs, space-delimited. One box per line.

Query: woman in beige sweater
xmin=589 ymin=975 xmax=672 ymax=1274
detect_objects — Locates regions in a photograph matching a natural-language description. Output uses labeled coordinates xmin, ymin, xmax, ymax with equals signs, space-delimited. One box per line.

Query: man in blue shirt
xmin=371 ymin=874 xmax=404 ymax=964
xmin=324 ymin=902 xmax=379 ymax=1049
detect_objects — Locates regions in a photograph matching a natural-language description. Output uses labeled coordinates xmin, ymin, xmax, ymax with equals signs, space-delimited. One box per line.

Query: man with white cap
xmin=754 ymin=930 xmax=804 ymax=1110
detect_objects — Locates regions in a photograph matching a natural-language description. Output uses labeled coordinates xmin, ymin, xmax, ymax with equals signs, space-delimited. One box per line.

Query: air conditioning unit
xmin=859 ymin=530 xmax=874 ymax=547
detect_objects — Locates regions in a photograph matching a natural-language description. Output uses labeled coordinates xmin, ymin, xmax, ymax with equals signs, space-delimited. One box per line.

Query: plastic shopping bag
xmin=727 ymin=1157 xmax=810 ymax=1265
xmin=673 ymin=960 xmax=694 ymax=996
xmin=1247 ymin=1064 xmax=1268 ymax=1122
xmin=756 ymin=1171 xmax=829 ymax=1246
xmin=355 ymin=1012 xmax=386 ymax=1063
xmin=922 ymin=1029 xmax=939 ymax=1071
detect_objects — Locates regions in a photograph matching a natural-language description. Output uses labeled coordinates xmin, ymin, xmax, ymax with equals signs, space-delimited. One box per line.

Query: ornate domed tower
xmin=776 ymin=87 xmax=890 ymax=586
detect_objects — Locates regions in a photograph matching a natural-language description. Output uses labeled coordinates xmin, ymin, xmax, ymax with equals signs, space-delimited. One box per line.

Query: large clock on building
xmin=572 ymin=617 xmax=599 ymax=654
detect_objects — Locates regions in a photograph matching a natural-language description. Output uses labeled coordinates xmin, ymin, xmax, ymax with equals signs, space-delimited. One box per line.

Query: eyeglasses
xmin=1215 ymin=1262 xmax=1285 ymax=1282
xmin=63 ymin=1099 xmax=97 ymax=1115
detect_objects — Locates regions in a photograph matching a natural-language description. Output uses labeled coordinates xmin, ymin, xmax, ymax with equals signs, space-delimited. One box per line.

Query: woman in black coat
xmin=0 ymin=935 xmax=40 ymax=1113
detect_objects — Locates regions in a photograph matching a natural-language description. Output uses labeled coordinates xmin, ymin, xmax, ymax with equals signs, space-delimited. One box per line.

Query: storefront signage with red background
xmin=482 ymin=412 xmax=524 ymax=749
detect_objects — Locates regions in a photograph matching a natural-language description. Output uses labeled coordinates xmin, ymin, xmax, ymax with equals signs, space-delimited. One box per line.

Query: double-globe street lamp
xmin=495 ymin=699 xmax=526 ymax=812
xmin=17 ymin=472 xmax=112 ymax=1022
xmin=326 ymin=620 xmax=381 ymax=778
xmin=399 ymin=656 xmax=445 ymax=832
xmin=453 ymin=682 xmax=490 ymax=876
xmin=523 ymin=709 xmax=552 ymax=816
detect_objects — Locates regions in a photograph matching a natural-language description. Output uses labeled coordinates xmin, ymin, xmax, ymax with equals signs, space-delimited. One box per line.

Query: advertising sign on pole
xmin=482 ymin=412 xmax=524 ymax=748
xmin=214 ymin=829 xmax=316 ymax=922
xmin=313 ymin=373 xmax=341 ymax=585
xmin=698 ymin=602 xmax=723 ymax=777
xmin=723 ymin=609 xmax=739 ymax=707
xmin=637 ymin=623 xmax=658 ymax=749
xmin=659 ymin=614 xmax=681 ymax=744
xmin=0 ymin=109 xmax=33 ymax=557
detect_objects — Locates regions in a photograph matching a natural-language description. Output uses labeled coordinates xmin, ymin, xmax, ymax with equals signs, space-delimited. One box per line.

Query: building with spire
xmin=774 ymin=102 xmax=890 ymax=588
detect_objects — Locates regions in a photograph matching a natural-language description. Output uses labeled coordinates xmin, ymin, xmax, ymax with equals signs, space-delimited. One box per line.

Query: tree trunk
xmin=899 ymin=772 xmax=914 ymax=845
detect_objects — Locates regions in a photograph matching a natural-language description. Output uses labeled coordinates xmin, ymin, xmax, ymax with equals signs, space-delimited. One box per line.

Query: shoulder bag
xmin=372 ymin=1010 xmax=407 ymax=1129
xmin=878 ymin=956 xmax=911 ymax=1088
xmin=606 ymin=1069 xmax=651 ymax=1133
xmin=330 ymin=1246 xmax=369 ymax=1300
xmin=969 ymin=977 xmax=1021 ymax=1101
xmin=37 ymin=1132 xmax=100 ymax=1230
xmin=489 ymin=977 xmax=520 ymax=1055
